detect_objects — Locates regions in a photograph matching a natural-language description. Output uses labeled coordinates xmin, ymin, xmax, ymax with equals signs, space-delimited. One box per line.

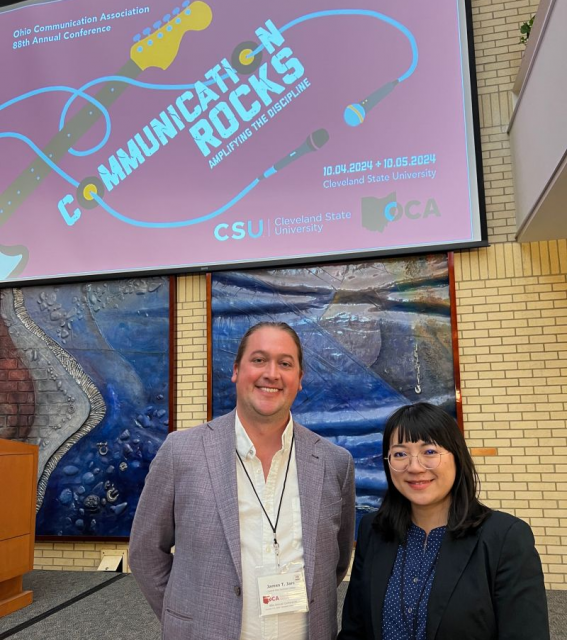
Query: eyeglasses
xmin=385 ymin=450 xmax=451 ymax=472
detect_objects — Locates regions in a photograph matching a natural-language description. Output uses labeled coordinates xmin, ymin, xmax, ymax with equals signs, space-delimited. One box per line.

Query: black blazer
xmin=339 ymin=510 xmax=549 ymax=640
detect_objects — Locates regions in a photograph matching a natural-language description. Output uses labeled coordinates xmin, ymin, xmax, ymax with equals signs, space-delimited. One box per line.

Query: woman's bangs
xmin=393 ymin=415 xmax=452 ymax=451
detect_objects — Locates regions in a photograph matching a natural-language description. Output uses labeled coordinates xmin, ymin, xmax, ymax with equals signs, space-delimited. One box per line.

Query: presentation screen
xmin=0 ymin=0 xmax=485 ymax=284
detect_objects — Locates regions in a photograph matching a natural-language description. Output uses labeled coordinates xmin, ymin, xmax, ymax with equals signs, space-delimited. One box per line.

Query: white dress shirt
xmin=235 ymin=412 xmax=308 ymax=640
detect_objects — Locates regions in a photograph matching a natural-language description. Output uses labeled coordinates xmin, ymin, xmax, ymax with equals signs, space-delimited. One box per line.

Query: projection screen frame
xmin=0 ymin=0 xmax=487 ymax=287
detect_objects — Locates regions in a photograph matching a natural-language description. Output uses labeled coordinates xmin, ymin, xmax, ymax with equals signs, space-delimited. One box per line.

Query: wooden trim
xmin=169 ymin=275 xmax=177 ymax=433
xmin=36 ymin=534 xmax=129 ymax=543
xmin=29 ymin=447 xmax=38 ymax=569
xmin=0 ymin=441 xmax=38 ymax=615
xmin=448 ymin=252 xmax=464 ymax=433
xmin=206 ymin=273 xmax=213 ymax=422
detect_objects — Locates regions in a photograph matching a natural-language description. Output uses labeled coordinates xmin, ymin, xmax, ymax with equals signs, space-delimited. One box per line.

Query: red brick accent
xmin=8 ymin=369 xmax=31 ymax=381
xmin=0 ymin=358 xmax=19 ymax=369
xmin=0 ymin=316 xmax=36 ymax=440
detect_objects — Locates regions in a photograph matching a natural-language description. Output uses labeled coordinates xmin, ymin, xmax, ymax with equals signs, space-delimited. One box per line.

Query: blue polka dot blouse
xmin=382 ymin=524 xmax=447 ymax=640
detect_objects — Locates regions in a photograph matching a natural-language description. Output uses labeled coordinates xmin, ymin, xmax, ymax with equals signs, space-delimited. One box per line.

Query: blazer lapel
xmin=427 ymin=529 xmax=480 ymax=640
xmin=370 ymin=536 xmax=398 ymax=640
xmin=203 ymin=410 xmax=242 ymax=582
xmin=294 ymin=423 xmax=324 ymax=598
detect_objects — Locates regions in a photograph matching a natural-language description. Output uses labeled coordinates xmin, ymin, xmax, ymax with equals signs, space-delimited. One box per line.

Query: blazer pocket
xmin=163 ymin=608 xmax=194 ymax=639
xmin=164 ymin=607 xmax=193 ymax=622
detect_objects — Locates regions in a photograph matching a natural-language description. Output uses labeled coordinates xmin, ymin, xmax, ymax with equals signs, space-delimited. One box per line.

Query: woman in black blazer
xmin=339 ymin=402 xmax=549 ymax=640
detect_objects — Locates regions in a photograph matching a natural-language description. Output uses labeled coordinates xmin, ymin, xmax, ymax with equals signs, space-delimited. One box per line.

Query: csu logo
xmin=361 ymin=192 xmax=440 ymax=233
xmin=214 ymin=220 xmax=264 ymax=241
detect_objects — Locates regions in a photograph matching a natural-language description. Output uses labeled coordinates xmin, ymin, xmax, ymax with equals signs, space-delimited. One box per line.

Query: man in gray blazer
xmin=130 ymin=321 xmax=356 ymax=640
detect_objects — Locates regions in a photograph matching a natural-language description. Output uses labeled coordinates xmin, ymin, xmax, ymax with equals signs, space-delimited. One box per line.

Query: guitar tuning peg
xmin=172 ymin=7 xmax=180 ymax=15
xmin=133 ymin=33 xmax=141 ymax=42
xmin=153 ymin=20 xmax=162 ymax=29
xmin=142 ymin=27 xmax=151 ymax=36
xmin=182 ymin=0 xmax=190 ymax=6
xmin=162 ymin=13 xmax=171 ymax=21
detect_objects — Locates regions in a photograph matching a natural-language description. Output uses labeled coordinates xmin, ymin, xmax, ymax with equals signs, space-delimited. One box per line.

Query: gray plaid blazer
xmin=129 ymin=410 xmax=356 ymax=640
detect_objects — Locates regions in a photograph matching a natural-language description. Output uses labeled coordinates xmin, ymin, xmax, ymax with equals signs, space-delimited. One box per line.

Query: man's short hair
xmin=234 ymin=322 xmax=304 ymax=373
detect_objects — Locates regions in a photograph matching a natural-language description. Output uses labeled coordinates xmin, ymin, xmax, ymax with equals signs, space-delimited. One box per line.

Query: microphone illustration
xmin=344 ymin=80 xmax=399 ymax=127
xmin=259 ymin=129 xmax=330 ymax=180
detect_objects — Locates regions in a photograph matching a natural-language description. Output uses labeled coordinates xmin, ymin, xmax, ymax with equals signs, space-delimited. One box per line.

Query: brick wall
xmin=175 ymin=275 xmax=209 ymax=430
xmin=456 ymin=243 xmax=567 ymax=589
xmin=34 ymin=542 xmax=129 ymax=572
xmin=467 ymin=0 xmax=567 ymax=590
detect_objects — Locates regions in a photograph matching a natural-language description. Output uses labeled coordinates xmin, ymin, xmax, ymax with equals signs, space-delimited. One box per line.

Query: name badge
xmin=257 ymin=568 xmax=309 ymax=617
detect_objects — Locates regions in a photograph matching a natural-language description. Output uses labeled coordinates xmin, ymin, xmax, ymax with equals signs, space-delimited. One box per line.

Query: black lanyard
xmin=235 ymin=432 xmax=295 ymax=566
xmin=399 ymin=536 xmax=441 ymax=640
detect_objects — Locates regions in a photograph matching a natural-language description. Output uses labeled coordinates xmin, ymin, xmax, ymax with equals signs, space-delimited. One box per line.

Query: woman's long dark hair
xmin=373 ymin=402 xmax=490 ymax=542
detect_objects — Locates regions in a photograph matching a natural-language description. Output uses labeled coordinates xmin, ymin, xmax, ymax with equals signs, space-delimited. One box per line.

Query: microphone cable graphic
xmin=0 ymin=11 xmax=417 ymax=236
xmin=258 ymin=129 xmax=330 ymax=180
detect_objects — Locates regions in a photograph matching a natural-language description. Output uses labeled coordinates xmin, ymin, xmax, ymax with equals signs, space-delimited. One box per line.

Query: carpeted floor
xmin=0 ymin=572 xmax=160 ymax=640
xmin=0 ymin=571 xmax=116 ymax=632
xmin=547 ymin=590 xmax=567 ymax=640
xmin=0 ymin=571 xmax=564 ymax=639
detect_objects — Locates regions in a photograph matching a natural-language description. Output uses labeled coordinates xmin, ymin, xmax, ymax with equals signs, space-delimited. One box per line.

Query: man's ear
xmin=298 ymin=371 xmax=303 ymax=391
xmin=231 ymin=363 xmax=238 ymax=383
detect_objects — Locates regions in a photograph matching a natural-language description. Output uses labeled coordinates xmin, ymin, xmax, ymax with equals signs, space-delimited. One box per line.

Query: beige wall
xmin=466 ymin=0 xmax=567 ymax=590
xmin=34 ymin=0 xmax=567 ymax=588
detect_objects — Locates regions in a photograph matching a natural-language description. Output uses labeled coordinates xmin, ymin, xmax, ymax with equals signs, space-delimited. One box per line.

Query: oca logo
xmin=263 ymin=595 xmax=280 ymax=604
xmin=361 ymin=192 xmax=440 ymax=233
xmin=214 ymin=220 xmax=264 ymax=241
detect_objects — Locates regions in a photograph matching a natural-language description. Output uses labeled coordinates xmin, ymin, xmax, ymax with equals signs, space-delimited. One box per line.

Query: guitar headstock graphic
xmin=130 ymin=0 xmax=213 ymax=71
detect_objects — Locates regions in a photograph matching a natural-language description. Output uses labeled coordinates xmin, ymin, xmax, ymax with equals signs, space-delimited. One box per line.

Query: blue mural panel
xmin=211 ymin=258 xmax=456 ymax=528
xmin=0 ymin=277 xmax=170 ymax=537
